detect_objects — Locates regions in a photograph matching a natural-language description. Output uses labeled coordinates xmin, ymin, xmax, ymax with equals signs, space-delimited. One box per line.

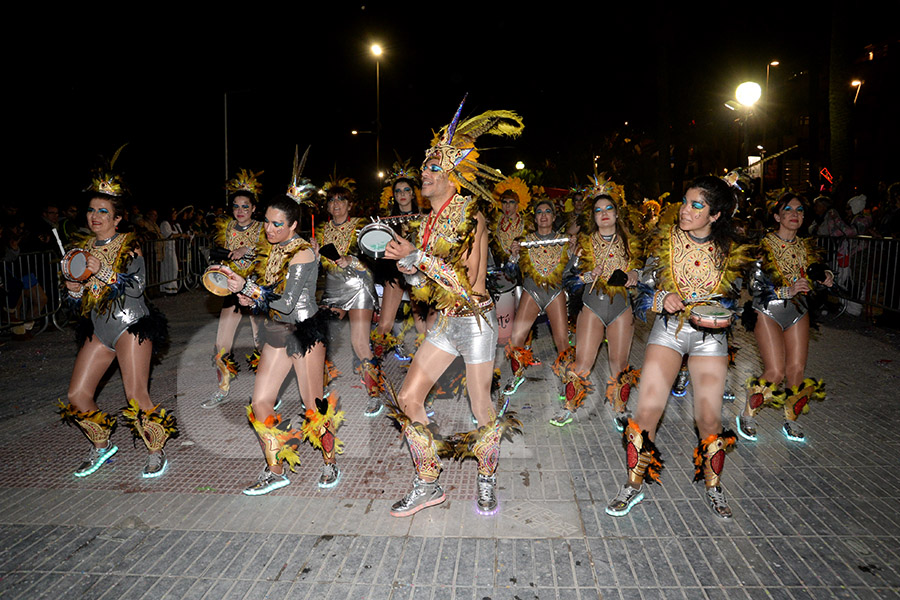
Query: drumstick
xmin=51 ymin=228 xmax=65 ymax=257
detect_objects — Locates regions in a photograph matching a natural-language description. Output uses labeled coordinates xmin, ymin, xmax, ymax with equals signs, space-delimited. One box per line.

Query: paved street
xmin=1 ymin=290 xmax=898 ymax=599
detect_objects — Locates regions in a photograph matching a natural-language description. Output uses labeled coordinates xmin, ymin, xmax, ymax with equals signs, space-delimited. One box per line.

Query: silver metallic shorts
xmin=646 ymin=315 xmax=728 ymax=357
xmin=582 ymin=290 xmax=630 ymax=326
xmin=523 ymin=278 xmax=563 ymax=312
xmin=752 ymin=298 xmax=806 ymax=330
xmin=322 ymin=269 xmax=378 ymax=312
xmin=92 ymin=303 xmax=147 ymax=350
xmin=425 ymin=309 xmax=498 ymax=364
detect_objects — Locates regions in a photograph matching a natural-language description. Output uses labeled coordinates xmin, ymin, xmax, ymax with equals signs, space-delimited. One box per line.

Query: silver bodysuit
xmin=748 ymin=260 xmax=807 ymax=330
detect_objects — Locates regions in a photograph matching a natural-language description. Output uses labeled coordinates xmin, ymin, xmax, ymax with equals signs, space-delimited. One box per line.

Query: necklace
xmin=93 ymin=233 xmax=119 ymax=247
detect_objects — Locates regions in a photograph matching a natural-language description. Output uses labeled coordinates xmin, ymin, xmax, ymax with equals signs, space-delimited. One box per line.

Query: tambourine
xmin=202 ymin=265 xmax=232 ymax=296
xmin=358 ymin=222 xmax=395 ymax=259
xmin=689 ymin=305 xmax=733 ymax=329
xmin=61 ymin=248 xmax=93 ymax=282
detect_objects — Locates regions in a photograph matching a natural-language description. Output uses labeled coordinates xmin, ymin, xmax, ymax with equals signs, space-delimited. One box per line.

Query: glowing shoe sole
xmin=74 ymin=444 xmax=118 ymax=478
xmin=736 ymin=415 xmax=758 ymax=442
xmin=605 ymin=490 xmax=645 ymax=517
xmin=782 ymin=424 xmax=806 ymax=443
xmin=502 ymin=376 xmax=524 ymax=396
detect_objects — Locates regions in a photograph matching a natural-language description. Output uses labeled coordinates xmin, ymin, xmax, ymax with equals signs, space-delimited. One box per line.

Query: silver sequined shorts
xmin=322 ymin=269 xmax=377 ymax=312
xmin=425 ymin=309 xmax=498 ymax=365
xmin=582 ymin=290 xmax=630 ymax=326
xmin=646 ymin=315 xmax=728 ymax=357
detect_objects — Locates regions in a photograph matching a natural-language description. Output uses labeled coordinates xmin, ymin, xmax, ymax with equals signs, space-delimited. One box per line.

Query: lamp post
xmin=371 ymin=44 xmax=383 ymax=178
xmin=735 ymin=81 xmax=761 ymax=170
xmin=851 ymin=79 xmax=864 ymax=104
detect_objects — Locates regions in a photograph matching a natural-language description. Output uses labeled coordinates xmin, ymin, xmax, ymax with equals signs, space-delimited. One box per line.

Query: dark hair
xmin=393 ymin=178 xmax=417 ymax=195
xmin=391 ymin=178 xmax=418 ymax=216
xmin=88 ymin=193 xmax=126 ymax=219
xmin=772 ymin=191 xmax=808 ymax=214
xmin=687 ymin=175 xmax=739 ymax=253
xmin=266 ymin=195 xmax=301 ymax=227
xmin=325 ymin=186 xmax=354 ymax=204
xmin=534 ymin=199 xmax=555 ymax=215
xmin=500 ymin=189 xmax=519 ymax=202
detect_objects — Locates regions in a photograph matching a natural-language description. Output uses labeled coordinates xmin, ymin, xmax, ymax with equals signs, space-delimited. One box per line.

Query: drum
xmin=689 ymin=305 xmax=733 ymax=329
xmin=61 ymin=248 xmax=93 ymax=282
xmin=202 ymin=265 xmax=232 ymax=296
xmin=358 ymin=222 xmax=395 ymax=259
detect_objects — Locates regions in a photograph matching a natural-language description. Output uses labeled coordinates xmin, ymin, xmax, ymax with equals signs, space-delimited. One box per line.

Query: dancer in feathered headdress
xmin=383 ymin=95 xmax=524 ymax=517
xmin=550 ymin=173 xmax=643 ymax=431
xmin=59 ymin=144 xmax=175 ymax=480
xmin=203 ymin=167 xmax=270 ymax=408
xmin=737 ymin=191 xmax=832 ymax=444
xmin=606 ymin=175 xmax=753 ymax=521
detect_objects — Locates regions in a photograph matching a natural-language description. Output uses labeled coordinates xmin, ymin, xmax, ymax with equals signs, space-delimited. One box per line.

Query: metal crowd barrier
xmin=816 ymin=235 xmax=899 ymax=313
xmin=1 ymin=235 xmax=214 ymax=334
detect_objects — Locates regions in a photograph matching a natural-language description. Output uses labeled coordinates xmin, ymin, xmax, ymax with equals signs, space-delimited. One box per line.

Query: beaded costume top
xmin=213 ymin=218 xmax=267 ymax=277
xmin=315 ymin=218 xmax=364 ymax=273
xmin=758 ymin=233 xmax=821 ymax=287
xmin=490 ymin=214 xmax=525 ymax=264
xmin=644 ymin=206 xmax=752 ymax=304
xmin=410 ymin=194 xmax=481 ymax=312
xmin=69 ymin=233 xmax=143 ymax=317
xmin=252 ymin=236 xmax=311 ymax=294
xmin=518 ymin=232 xmax=569 ymax=290
xmin=577 ymin=231 xmax=642 ymax=298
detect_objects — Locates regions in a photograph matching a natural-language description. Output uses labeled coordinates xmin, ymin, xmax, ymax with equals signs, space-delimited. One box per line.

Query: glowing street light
xmin=851 ymin=79 xmax=864 ymax=104
xmin=736 ymin=81 xmax=762 ymax=107
xmin=515 ymin=161 xmax=525 ymax=170
xmin=371 ymin=43 xmax=383 ymax=176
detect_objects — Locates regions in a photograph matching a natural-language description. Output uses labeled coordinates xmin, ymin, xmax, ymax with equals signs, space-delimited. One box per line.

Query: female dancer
xmin=370 ymin=164 xmax=427 ymax=361
xmin=504 ymin=197 xmax=571 ymax=394
xmin=58 ymin=169 xmax=174 ymax=479
xmin=606 ymin=175 xmax=751 ymax=520
xmin=225 ymin=195 xmax=342 ymax=493
xmin=316 ymin=184 xmax=384 ymax=416
xmin=203 ymin=170 xmax=268 ymax=408
xmin=490 ymin=178 xmax=529 ymax=345
xmin=738 ymin=192 xmax=831 ymax=442
xmin=552 ymin=179 xmax=641 ymax=428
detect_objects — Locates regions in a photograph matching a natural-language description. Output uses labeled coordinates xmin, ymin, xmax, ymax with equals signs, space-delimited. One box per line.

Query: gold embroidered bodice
xmin=761 ymin=232 xmax=808 ymax=284
xmin=85 ymin=234 xmax=128 ymax=300
xmin=418 ymin=195 xmax=468 ymax=254
xmin=263 ymin=237 xmax=307 ymax=287
xmin=588 ymin=233 xmax=629 ymax=281
xmin=521 ymin=232 xmax=568 ymax=287
xmin=668 ymin=227 xmax=725 ymax=302
xmin=492 ymin=214 xmax=524 ymax=259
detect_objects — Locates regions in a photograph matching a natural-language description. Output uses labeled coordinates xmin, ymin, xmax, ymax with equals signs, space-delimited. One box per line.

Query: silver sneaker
xmin=201 ymin=389 xmax=229 ymax=409
xmin=476 ymin=474 xmax=498 ymax=514
xmin=243 ymin=467 xmax=291 ymax=496
xmin=606 ymin=484 xmax=645 ymax=517
xmin=782 ymin=420 xmax=805 ymax=442
xmin=142 ymin=451 xmax=168 ymax=478
xmin=614 ymin=411 xmax=632 ymax=433
xmin=671 ymin=369 xmax=690 ymax=397
xmin=390 ymin=477 xmax=446 ymax=517
xmin=736 ymin=414 xmax=758 ymax=441
xmin=705 ymin=485 xmax=733 ymax=519
xmin=318 ymin=463 xmax=341 ymax=489
xmin=549 ymin=409 xmax=574 ymax=427
xmin=73 ymin=443 xmax=118 ymax=478
xmin=364 ymin=396 xmax=384 ymax=417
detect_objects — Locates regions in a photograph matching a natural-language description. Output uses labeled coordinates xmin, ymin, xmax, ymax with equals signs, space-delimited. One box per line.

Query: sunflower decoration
xmin=492 ymin=177 xmax=531 ymax=214
xmin=379 ymin=157 xmax=423 ymax=214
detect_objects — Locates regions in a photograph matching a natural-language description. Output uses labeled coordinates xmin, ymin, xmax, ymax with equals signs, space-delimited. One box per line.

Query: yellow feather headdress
xmin=85 ymin=144 xmax=128 ymax=197
xmin=225 ymin=169 xmax=264 ymax=200
xmin=493 ymin=177 xmax=531 ymax=213
xmin=423 ymin=94 xmax=524 ymax=200
xmin=286 ymin=145 xmax=317 ymax=206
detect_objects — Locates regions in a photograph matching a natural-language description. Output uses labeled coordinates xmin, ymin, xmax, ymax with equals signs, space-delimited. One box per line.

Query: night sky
xmin=16 ymin=3 xmax=890 ymax=212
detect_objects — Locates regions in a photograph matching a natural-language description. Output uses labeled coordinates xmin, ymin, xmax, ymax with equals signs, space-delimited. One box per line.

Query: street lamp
xmin=736 ymin=82 xmax=762 ymax=107
xmin=371 ymin=43 xmax=383 ymax=177
xmin=851 ymin=79 xmax=864 ymax=104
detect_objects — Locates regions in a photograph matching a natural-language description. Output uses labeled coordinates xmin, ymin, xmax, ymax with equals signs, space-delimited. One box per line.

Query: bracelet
xmin=241 ymin=280 xmax=262 ymax=300
xmin=397 ymin=250 xmax=422 ymax=272
xmin=776 ymin=286 xmax=791 ymax=300
xmin=68 ymin=288 xmax=84 ymax=299
xmin=653 ymin=291 xmax=668 ymax=312
xmin=404 ymin=271 xmax=427 ymax=287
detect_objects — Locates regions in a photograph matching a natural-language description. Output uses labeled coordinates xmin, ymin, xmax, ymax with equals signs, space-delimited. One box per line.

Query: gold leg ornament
xmin=622 ymin=419 xmax=664 ymax=487
xmin=246 ymin=405 xmax=301 ymax=471
xmin=301 ymin=394 xmax=345 ymax=463
xmin=359 ymin=358 xmax=385 ymax=398
xmin=783 ymin=378 xmax=826 ymax=421
xmin=562 ymin=368 xmax=592 ymax=411
xmin=606 ymin=366 xmax=640 ymax=413
xmin=213 ymin=347 xmax=239 ymax=393
xmin=404 ymin=421 xmax=444 ymax=481
xmin=743 ymin=377 xmax=784 ymax=417
xmin=370 ymin=329 xmax=401 ymax=362
xmin=551 ymin=347 xmax=576 ymax=378
xmin=122 ymin=399 xmax=178 ymax=478
xmin=693 ymin=430 xmax=737 ymax=518
xmin=324 ymin=358 xmax=341 ymax=387
xmin=58 ymin=401 xmax=120 ymax=477
xmin=505 ymin=342 xmax=534 ymax=380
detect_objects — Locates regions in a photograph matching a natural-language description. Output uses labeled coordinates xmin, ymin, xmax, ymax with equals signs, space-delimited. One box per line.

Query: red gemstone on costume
xmin=621 ymin=384 xmax=631 ymax=403
xmin=322 ymin=429 xmax=334 ymax=453
xmin=565 ymin=382 xmax=575 ymax=402
xmin=793 ymin=395 xmax=808 ymax=415
xmin=626 ymin=442 xmax=638 ymax=469
xmin=710 ymin=449 xmax=725 ymax=475
xmin=749 ymin=392 xmax=764 ymax=410
xmin=695 ymin=261 xmax=700 ymax=266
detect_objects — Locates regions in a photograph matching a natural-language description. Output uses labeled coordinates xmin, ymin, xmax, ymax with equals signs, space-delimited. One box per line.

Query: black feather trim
xmin=284 ymin=309 xmax=334 ymax=357
xmin=127 ymin=303 xmax=170 ymax=357
xmin=75 ymin=317 xmax=94 ymax=348
xmin=740 ymin=300 xmax=758 ymax=332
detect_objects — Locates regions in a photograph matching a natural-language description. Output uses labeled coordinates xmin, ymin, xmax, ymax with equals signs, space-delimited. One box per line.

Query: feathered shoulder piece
xmin=69 ymin=232 xmax=141 ymax=316
xmin=251 ymin=237 xmax=312 ymax=292
xmin=213 ymin=216 xmax=231 ymax=247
